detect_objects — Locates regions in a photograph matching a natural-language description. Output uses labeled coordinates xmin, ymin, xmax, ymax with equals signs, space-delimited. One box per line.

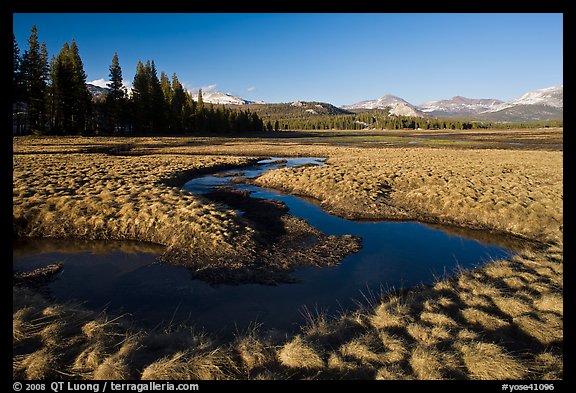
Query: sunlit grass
xmin=13 ymin=135 xmax=562 ymax=380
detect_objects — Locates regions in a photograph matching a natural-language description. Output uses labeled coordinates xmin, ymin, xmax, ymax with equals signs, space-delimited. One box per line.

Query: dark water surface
xmin=13 ymin=157 xmax=519 ymax=337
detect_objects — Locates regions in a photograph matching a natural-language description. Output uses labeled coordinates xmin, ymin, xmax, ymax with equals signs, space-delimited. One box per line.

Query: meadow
xmin=12 ymin=130 xmax=563 ymax=380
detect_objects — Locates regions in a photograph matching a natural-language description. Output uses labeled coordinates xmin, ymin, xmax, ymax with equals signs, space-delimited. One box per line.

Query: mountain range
xmin=343 ymin=85 xmax=563 ymax=121
xmin=86 ymin=83 xmax=563 ymax=122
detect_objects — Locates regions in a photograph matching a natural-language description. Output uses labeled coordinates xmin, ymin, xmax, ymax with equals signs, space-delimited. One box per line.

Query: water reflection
xmin=13 ymin=157 xmax=521 ymax=337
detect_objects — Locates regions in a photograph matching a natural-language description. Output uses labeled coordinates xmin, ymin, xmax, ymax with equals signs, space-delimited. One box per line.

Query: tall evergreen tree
xmin=69 ymin=39 xmax=91 ymax=133
xmin=105 ymin=52 xmax=126 ymax=133
xmin=13 ymin=34 xmax=22 ymax=101
xmin=48 ymin=40 xmax=91 ymax=134
xmin=149 ymin=61 xmax=166 ymax=132
xmin=107 ymin=52 xmax=125 ymax=99
xmin=183 ymin=92 xmax=196 ymax=132
xmin=21 ymin=25 xmax=49 ymax=133
xmin=50 ymin=43 xmax=74 ymax=134
xmin=196 ymin=88 xmax=204 ymax=112
xmin=170 ymin=73 xmax=186 ymax=133
xmin=131 ymin=60 xmax=150 ymax=132
xmin=195 ymin=88 xmax=205 ymax=130
xmin=13 ymin=34 xmax=24 ymax=134
xmin=46 ymin=55 xmax=57 ymax=131
xmin=160 ymin=71 xmax=172 ymax=107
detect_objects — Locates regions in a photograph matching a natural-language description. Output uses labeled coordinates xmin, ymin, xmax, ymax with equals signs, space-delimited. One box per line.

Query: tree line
xmin=13 ymin=26 xmax=265 ymax=135
xmin=270 ymin=112 xmax=562 ymax=131
xmin=272 ymin=112 xmax=478 ymax=131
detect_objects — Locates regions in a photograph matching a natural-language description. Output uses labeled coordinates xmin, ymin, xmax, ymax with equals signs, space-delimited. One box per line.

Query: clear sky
xmin=13 ymin=13 xmax=563 ymax=106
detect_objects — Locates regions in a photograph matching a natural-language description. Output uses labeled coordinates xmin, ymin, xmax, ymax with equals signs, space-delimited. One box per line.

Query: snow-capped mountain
xmin=482 ymin=85 xmax=563 ymax=113
xmin=198 ymin=91 xmax=259 ymax=106
xmin=343 ymin=85 xmax=562 ymax=121
xmin=87 ymin=83 xmax=109 ymax=98
xmin=475 ymin=85 xmax=563 ymax=121
xmin=419 ymin=96 xmax=504 ymax=116
xmin=343 ymin=95 xmax=425 ymax=117
xmin=87 ymin=79 xmax=133 ymax=98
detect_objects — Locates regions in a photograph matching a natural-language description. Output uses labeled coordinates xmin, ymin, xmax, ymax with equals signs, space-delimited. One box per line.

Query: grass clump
xmin=458 ymin=342 xmax=527 ymax=380
xmin=277 ymin=336 xmax=324 ymax=369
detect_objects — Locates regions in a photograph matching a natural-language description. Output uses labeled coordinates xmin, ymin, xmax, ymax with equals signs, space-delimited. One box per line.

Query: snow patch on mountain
xmin=419 ymin=96 xmax=504 ymax=115
xmin=343 ymin=95 xmax=424 ymax=117
xmin=88 ymin=79 xmax=133 ymax=96
xmin=200 ymin=91 xmax=254 ymax=105
xmin=483 ymin=85 xmax=563 ymax=113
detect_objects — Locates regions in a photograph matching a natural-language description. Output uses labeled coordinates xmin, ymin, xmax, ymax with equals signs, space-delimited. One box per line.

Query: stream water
xmin=13 ymin=157 xmax=519 ymax=337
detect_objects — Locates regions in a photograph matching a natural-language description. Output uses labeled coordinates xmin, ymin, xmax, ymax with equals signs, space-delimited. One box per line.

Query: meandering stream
xmin=13 ymin=157 xmax=519 ymax=338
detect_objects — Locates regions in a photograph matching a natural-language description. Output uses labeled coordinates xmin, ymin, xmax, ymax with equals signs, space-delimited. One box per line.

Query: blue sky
xmin=13 ymin=13 xmax=563 ymax=106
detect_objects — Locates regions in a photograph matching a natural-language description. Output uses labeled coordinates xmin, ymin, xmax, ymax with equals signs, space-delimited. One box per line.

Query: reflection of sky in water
xmin=182 ymin=157 xmax=324 ymax=194
xmin=14 ymin=157 xmax=515 ymax=339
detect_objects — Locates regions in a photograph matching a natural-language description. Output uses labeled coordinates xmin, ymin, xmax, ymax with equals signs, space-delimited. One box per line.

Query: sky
xmin=13 ymin=13 xmax=563 ymax=106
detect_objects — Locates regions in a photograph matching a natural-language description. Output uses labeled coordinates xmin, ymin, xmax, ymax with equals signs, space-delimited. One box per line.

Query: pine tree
xmin=105 ymin=52 xmax=126 ymax=133
xmin=13 ymin=34 xmax=24 ymax=134
xmin=170 ymin=73 xmax=186 ymax=133
xmin=195 ymin=88 xmax=205 ymax=130
xmin=197 ymin=88 xmax=204 ymax=112
xmin=69 ymin=39 xmax=91 ymax=133
xmin=160 ymin=71 xmax=172 ymax=107
xmin=21 ymin=25 xmax=49 ymax=133
xmin=13 ymin=34 xmax=22 ymax=101
xmin=107 ymin=53 xmax=125 ymax=99
xmin=252 ymin=112 xmax=263 ymax=132
xmin=131 ymin=60 xmax=150 ymax=133
xmin=50 ymin=43 xmax=74 ymax=133
xmin=47 ymin=40 xmax=92 ymax=134
xmin=45 ymin=40 xmax=92 ymax=134
xmin=149 ymin=61 xmax=166 ymax=132
xmin=47 ymin=55 xmax=57 ymax=131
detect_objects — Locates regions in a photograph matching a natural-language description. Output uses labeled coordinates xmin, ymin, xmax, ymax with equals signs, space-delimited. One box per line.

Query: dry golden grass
xmin=419 ymin=311 xmax=458 ymax=327
xmin=13 ymin=137 xmax=360 ymax=282
xmin=534 ymin=293 xmax=563 ymax=314
xmin=327 ymin=353 xmax=359 ymax=372
xmin=140 ymin=350 xmax=231 ymax=380
xmin=254 ymin=147 xmax=562 ymax=244
xmin=492 ymin=296 xmax=533 ymax=318
xmin=93 ymin=358 xmax=130 ymax=380
xmin=368 ymin=295 xmax=411 ymax=329
xmin=13 ymin=135 xmax=562 ymax=380
xmin=13 ymin=147 xmax=258 ymax=268
xmin=513 ymin=314 xmax=563 ymax=346
xmin=16 ymin=348 xmax=60 ymax=379
xmin=277 ymin=336 xmax=324 ymax=369
xmin=234 ymin=333 xmax=270 ymax=372
xmin=378 ymin=332 xmax=408 ymax=364
xmin=339 ymin=334 xmax=384 ymax=365
xmin=458 ymin=342 xmax=527 ymax=379
xmin=533 ymin=352 xmax=563 ymax=380
xmin=409 ymin=346 xmax=444 ymax=380
xmin=375 ymin=365 xmax=413 ymax=380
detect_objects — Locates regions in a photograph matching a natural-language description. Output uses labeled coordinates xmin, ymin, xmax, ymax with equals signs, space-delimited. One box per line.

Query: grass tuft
xmin=277 ymin=336 xmax=324 ymax=369
xmin=458 ymin=342 xmax=527 ymax=380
